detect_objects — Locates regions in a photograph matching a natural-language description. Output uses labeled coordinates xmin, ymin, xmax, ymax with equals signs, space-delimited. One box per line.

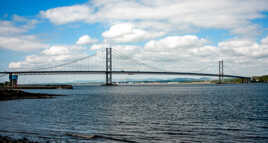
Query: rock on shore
xmin=0 ymin=135 xmax=41 ymax=143
xmin=0 ymin=88 xmax=64 ymax=101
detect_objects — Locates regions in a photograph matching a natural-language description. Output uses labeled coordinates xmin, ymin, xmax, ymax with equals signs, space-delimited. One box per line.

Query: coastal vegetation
xmin=211 ymin=78 xmax=244 ymax=84
xmin=251 ymin=75 xmax=268 ymax=83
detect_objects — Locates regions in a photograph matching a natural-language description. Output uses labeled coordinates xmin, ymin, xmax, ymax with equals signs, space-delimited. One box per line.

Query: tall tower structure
xmin=106 ymin=47 xmax=112 ymax=85
xmin=219 ymin=60 xmax=224 ymax=84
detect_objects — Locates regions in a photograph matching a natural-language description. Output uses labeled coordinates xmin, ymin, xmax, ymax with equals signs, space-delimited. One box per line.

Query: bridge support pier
xmin=242 ymin=78 xmax=250 ymax=84
xmin=106 ymin=47 xmax=112 ymax=85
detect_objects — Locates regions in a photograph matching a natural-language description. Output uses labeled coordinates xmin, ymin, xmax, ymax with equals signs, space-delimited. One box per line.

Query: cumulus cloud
xmin=133 ymin=35 xmax=217 ymax=71
xmin=12 ymin=14 xmax=28 ymax=22
xmin=0 ymin=16 xmax=45 ymax=51
xmin=0 ymin=15 xmax=38 ymax=35
xmin=0 ymin=20 xmax=26 ymax=34
xmin=41 ymin=0 xmax=268 ymax=37
xmin=76 ymin=35 xmax=98 ymax=45
xmin=102 ymin=23 xmax=165 ymax=43
xmin=8 ymin=45 xmax=88 ymax=69
xmin=40 ymin=5 xmax=94 ymax=25
xmin=261 ymin=36 xmax=268 ymax=45
xmin=102 ymin=23 xmax=133 ymax=38
xmin=144 ymin=35 xmax=208 ymax=51
xmin=218 ymin=37 xmax=268 ymax=59
xmin=42 ymin=46 xmax=70 ymax=55
xmin=91 ymin=44 xmax=105 ymax=50
xmin=8 ymin=62 xmax=21 ymax=69
xmin=0 ymin=36 xmax=48 ymax=51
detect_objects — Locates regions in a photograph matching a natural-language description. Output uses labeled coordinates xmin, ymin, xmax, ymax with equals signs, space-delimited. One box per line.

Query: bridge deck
xmin=0 ymin=70 xmax=250 ymax=79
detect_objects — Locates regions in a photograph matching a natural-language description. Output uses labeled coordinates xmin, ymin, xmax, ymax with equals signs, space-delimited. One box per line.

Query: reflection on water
xmin=0 ymin=84 xmax=268 ymax=142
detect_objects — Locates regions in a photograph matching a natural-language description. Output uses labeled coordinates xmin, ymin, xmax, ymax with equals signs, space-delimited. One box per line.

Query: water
xmin=0 ymin=84 xmax=268 ymax=142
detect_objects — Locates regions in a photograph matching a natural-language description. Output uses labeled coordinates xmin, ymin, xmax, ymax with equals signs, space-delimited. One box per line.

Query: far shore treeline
xmin=251 ymin=75 xmax=268 ymax=83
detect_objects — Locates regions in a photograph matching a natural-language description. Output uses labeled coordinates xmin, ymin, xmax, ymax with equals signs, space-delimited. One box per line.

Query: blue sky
xmin=1 ymin=0 xmax=88 ymax=16
xmin=1 ymin=0 xmax=268 ymax=82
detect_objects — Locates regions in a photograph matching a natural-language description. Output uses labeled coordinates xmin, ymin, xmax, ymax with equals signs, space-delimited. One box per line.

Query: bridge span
xmin=0 ymin=70 xmax=250 ymax=80
xmin=0 ymin=48 xmax=251 ymax=86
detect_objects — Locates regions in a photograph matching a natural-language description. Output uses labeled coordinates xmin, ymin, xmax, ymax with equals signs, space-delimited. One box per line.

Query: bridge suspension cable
xmin=188 ymin=63 xmax=215 ymax=74
xmin=8 ymin=49 xmax=106 ymax=72
xmin=222 ymin=61 xmax=249 ymax=77
xmin=32 ymin=55 xmax=93 ymax=71
xmin=112 ymin=48 xmax=165 ymax=72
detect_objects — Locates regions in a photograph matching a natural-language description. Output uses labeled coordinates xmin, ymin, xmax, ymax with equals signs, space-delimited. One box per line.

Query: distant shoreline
xmin=117 ymin=81 xmax=213 ymax=85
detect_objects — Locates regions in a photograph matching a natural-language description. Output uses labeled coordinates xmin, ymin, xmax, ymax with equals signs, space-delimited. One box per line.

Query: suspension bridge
xmin=0 ymin=47 xmax=250 ymax=86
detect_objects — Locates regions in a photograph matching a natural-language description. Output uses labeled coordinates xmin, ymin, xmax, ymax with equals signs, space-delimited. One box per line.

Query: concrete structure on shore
xmin=8 ymin=73 xmax=18 ymax=88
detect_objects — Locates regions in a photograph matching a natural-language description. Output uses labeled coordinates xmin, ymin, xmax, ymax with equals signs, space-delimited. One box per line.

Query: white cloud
xmin=91 ymin=44 xmax=105 ymax=50
xmin=0 ymin=16 xmax=38 ymax=36
xmin=40 ymin=5 xmax=94 ymax=25
xmin=42 ymin=46 xmax=70 ymax=55
xmin=8 ymin=45 xmax=88 ymax=69
xmin=0 ymin=36 xmax=48 ymax=51
xmin=0 ymin=16 xmax=44 ymax=51
xmin=0 ymin=20 xmax=26 ymax=34
xmin=102 ymin=23 xmax=133 ymax=38
xmin=218 ymin=37 xmax=268 ymax=59
xmin=144 ymin=35 xmax=208 ymax=52
xmin=261 ymin=36 xmax=268 ymax=45
xmin=190 ymin=46 xmax=218 ymax=57
xmin=135 ymin=35 xmax=217 ymax=71
xmin=76 ymin=35 xmax=98 ymax=45
xmin=102 ymin=23 xmax=165 ymax=43
xmin=41 ymin=0 xmax=268 ymax=37
xmin=12 ymin=14 xmax=28 ymax=22
xmin=8 ymin=62 xmax=21 ymax=69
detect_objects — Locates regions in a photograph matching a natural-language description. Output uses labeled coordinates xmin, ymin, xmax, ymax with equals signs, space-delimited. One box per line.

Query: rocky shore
xmin=0 ymin=88 xmax=64 ymax=101
xmin=0 ymin=135 xmax=41 ymax=143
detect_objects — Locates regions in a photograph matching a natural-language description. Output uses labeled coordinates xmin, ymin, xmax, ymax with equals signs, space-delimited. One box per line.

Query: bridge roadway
xmin=0 ymin=70 xmax=250 ymax=79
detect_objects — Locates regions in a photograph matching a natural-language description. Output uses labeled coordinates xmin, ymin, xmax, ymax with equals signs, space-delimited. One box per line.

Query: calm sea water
xmin=0 ymin=84 xmax=268 ymax=143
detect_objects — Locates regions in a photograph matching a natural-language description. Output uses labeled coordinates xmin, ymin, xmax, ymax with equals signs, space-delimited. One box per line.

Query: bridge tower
xmin=106 ymin=47 xmax=112 ymax=85
xmin=219 ymin=60 xmax=224 ymax=84
xmin=9 ymin=73 xmax=18 ymax=88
